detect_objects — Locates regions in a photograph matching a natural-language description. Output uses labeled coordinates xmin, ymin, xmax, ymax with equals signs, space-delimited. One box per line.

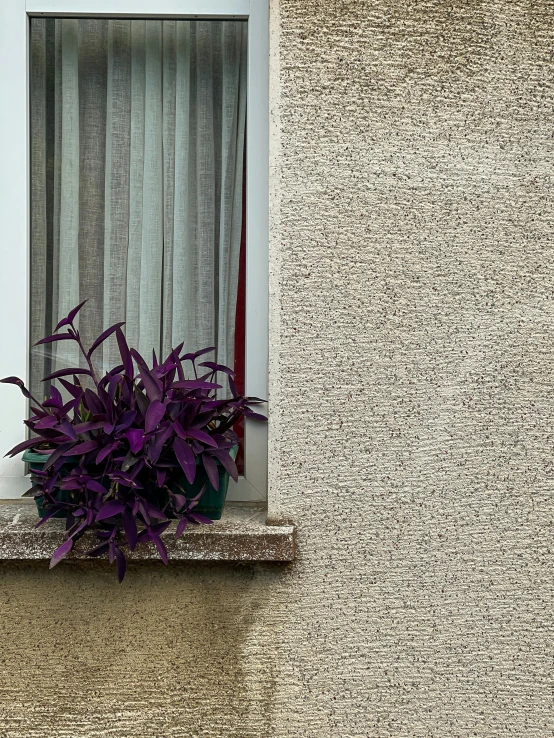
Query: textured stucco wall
xmin=2 ymin=1 xmax=554 ymax=736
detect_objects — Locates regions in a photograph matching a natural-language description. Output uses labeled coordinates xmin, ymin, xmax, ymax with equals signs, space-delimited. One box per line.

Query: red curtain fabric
xmin=233 ymin=147 xmax=247 ymax=473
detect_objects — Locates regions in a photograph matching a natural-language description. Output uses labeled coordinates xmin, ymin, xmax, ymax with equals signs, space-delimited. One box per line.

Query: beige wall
xmin=2 ymin=1 xmax=554 ymax=735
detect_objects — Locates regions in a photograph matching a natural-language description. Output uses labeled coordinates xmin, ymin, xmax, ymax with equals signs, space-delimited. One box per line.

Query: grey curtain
xmin=30 ymin=18 xmax=247 ymax=398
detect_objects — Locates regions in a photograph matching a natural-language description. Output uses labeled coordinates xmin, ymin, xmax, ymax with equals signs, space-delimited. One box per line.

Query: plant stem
xmin=74 ymin=329 xmax=100 ymax=386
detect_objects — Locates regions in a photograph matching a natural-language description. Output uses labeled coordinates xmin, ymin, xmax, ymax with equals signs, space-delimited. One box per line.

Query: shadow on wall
xmin=0 ymin=561 xmax=279 ymax=737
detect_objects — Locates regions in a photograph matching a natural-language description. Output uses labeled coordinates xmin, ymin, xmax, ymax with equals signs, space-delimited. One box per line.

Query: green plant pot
xmin=169 ymin=445 xmax=238 ymax=521
xmin=22 ymin=450 xmax=80 ymax=518
xmin=23 ymin=445 xmax=238 ymax=522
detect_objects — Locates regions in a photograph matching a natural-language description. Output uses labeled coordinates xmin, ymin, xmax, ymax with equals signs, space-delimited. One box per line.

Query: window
xmin=0 ymin=0 xmax=268 ymax=501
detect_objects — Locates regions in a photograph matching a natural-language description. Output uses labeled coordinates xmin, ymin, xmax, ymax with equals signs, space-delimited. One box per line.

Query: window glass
xmin=29 ymin=18 xmax=247 ymax=404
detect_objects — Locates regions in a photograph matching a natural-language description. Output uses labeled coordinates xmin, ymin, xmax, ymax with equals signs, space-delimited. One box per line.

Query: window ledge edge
xmin=0 ymin=500 xmax=295 ymax=563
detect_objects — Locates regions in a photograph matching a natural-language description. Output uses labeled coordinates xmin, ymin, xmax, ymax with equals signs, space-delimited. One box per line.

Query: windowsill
xmin=0 ymin=500 xmax=295 ymax=563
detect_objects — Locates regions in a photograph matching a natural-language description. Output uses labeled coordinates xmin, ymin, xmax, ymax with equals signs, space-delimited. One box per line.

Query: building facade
xmin=1 ymin=1 xmax=553 ymax=735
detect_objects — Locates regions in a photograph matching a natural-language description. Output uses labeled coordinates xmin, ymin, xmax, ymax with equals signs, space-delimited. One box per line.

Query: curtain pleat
xmin=30 ymin=19 xmax=48 ymax=397
xmin=30 ymin=18 xmax=247 ymax=398
xmin=58 ymin=19 xmax=81 ymax=369
xmin=195 ymin=22 xmax=216 ymax=355
xmin=139 ymin=21 xmax=164 ymax=359
xmin=103 ymin=20 xmax=131 ymax=368
xmin=172 ymin=21 xmax=192 ymax=352
xmin=52 ymin=21 xmax=62 ymax=342
xmin=78 ymin=19 xmax=108 ymax=358
xmin=162 ymin=21 xmax=176 ymax=359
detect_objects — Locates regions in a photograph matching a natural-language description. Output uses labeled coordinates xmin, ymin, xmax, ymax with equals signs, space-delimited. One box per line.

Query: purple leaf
xmin=126 ymin=429 xmax=144 ymax=454
xmin=96 ymin=442 xmax=119 ymax=464
xmin=172 ymin=493 xmax=187 ymax=511
xmin=87 ymin=322 xmax=125 ymax=358
xmin=145 ymin=400 xmax=166 ymax=434
xmin=136 ymin=529 xmax=152 ymax=544
xmin=34 ymin=332 xmax=75 ymax=345
xmin=98 ymin=387 xmax=113 ymax=422
xmin=64 ymin=440 xmax=98 ymax=456
xmin=109 ymin=470 xmax=142 ymax=489
xmin=186 ymin=428 xmax=218 ymax=448
xmin=174 ymin=437 xmax=197 ymax=484
xmin=168 ymin=342 xmax=184 ymax=363
xmin=55 ymin=300 xmax=87 ymax=331
xmin=95 ymin=500 xmax=125 ymax=522
xmin=0 ymin=376 xmax=35 ymax=402
xmin=228 ymin=375 xmax=238 ymax=398
xmin=114 ymin=546 xmax=127 ymax=583
xmin=99 ymin=365 xmax=124 ymax=391
xmin=147 ymin=424 xmax=173 ymax=465
xmin=142 ymin=501 xmax=167 ymax=521
xmin=190 ymin=410 xmax=216 ymax=429
xmin=58 ymin=419 xmax=78 ymax=441
xmin=58 ymin=378 xmax=84 ymax=399
xmin=47 ymin=385 xmax=63 ymax=407
xmin=5 ymin=438 xmax=41 ymax=457
xmin=134 ymin=387 xmax=149 ymax=417
xmin=62 ymin=399 xmax=80 ymax=417
xmin=199 ymin=361 xmax=235 ymax=375
xmin=49 ymin=538 xmax=73 ymax=568
xmin=85 ymin=541 xmax=110 ymax=558
xmin=107 ymin=373 xmax=122 ymax=404
xmin=181 ymin=346 xmax=216 ymax=362
xmin=122 ymin=507 xmax=138 ymax=551
xmin=84 ymin=388 xmax=104 ymax=415
xmin=59 ymin=477 xmax=82 ymax=490
xmin=151 ymin=533 xmax=168 ymax=565
xmin=175 ymin=517 xmax=188 ymax=538
xmin=32 ymin=416 xmax=57 ymax=430
xmin=151 ymin=521 xmax=171 ymax=535
xmin=172 ymin=420 xmax=188 ymax=440
xmin=171 ymin=379 xmax=222 ymax=391
xmin=117 ymin=410 xmax=137 ymax=430
xmin=211 ymin=449 xmax=239 ymax=483
xmin=0 ymin=376 xmax=26 ymax=387
xmin=85 ymin=479 xmax=107 ymax=495
xmin=138 ymin=501 xmax=151 ymax=525
xmin=202 ymin=454 xmax=220 ymax=490
xmin=73 ymin=420 xmax=105 ymax=434
xmin=243 ymin=409 xmax=268 ymax=422
xmin=116 ymin=327 xmax=133 ymax=379
xmin=67 ymin=300 xmax=87 ymax=323
xmin=43 ymin=367 xmax=92 ymax=382
xmin=35 ymin=507 xmax=62 ymax=528
xmin=129 ymin=348 xmax=148 ymax=370
xmin=67 ymin=519 xmax=88 ymax=539
xmin=189 ymin=512 xmax=214 ymax=525
xmin=43 ymin=443 xmax=74 ymax=471
xmin=156 ymin=468 xmax=167 ymax=488
xmin=138 ymin=366 xmax=162 ymax=403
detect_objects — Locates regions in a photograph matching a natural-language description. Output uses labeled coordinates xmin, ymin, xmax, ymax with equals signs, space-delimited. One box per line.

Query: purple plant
xmin=1 ymin=301 xmax=266 ymax=581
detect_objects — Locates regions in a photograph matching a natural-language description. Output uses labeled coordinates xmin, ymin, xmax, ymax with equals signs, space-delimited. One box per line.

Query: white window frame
xmin=0 ymin=0 xmax=269 ymax=501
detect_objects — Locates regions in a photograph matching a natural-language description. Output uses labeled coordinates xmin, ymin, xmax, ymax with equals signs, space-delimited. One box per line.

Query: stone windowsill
xmin=0 ymin=500 xmax=295 ymax=563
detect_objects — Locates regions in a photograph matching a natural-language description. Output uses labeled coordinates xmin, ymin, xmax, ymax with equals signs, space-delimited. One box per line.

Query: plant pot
xmin=23 ymin=444 xmax=238 ymax=522
xmin=22 ymin=450 xmax=80 ymax=518
xmin=169 ymin=445 xmax=239 ymax=521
